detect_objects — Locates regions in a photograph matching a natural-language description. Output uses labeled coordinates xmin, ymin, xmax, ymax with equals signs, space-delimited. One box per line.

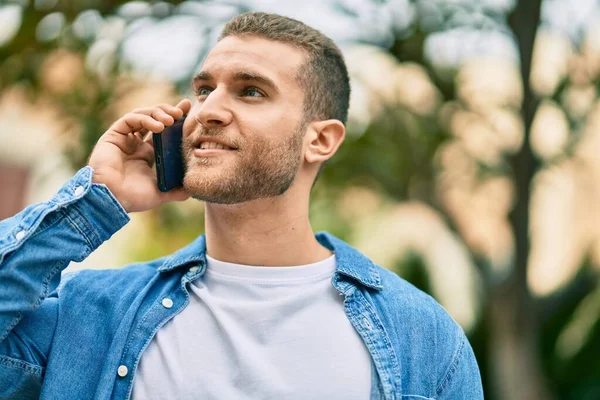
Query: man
xmin=0 ymin=12 xmax=483 ymax=399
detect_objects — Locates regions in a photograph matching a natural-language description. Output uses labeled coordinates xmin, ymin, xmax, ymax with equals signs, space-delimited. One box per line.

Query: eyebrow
xmin=192 ymin=70 xmax=279 ymax=93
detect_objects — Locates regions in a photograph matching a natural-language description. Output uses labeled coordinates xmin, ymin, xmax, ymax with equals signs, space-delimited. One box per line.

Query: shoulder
xmin=368 ymin=265 xmax=474 ymax=395
xmin=51 ymin=257 xmax=177 ymax=336
xmin=374 ymin=265 xmax=460 ymax=331
xmin=58 ymin=256 xmax=169 ymax=297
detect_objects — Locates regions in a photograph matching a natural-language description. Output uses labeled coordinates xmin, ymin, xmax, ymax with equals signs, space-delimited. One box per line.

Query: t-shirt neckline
xmin=204 ymin=253 xmax=336 ymax=282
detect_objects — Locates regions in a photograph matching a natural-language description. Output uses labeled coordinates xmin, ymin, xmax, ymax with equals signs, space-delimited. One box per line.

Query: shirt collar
xmin=158 ymin=231 xmax=383 ymax=291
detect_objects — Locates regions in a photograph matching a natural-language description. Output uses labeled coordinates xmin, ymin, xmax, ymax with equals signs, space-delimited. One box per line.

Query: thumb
xmin=161 ymin=187 xmax=190 ymax=204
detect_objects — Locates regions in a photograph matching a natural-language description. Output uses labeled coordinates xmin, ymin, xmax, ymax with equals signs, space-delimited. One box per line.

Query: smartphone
xmin=153 ymin=115 xmax=186 ymax=192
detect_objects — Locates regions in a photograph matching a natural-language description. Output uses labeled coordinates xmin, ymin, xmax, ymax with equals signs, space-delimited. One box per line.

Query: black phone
xmin=153 ymin=115 xmax=186 ymax=192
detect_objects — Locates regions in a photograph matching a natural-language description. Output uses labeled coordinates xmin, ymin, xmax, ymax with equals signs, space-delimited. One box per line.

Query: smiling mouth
xmin=193 ymin=141 xmax=237 ymax=158
xmin=197 ymin=142 xmax=235 ymax=150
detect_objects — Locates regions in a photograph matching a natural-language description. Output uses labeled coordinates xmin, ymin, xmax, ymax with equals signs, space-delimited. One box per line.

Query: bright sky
xmin=118 ymin=0 xmax=521 ymax=83
xmin=119 ymin=0 xmax=417 ymax=82
xmin=0 ymin=0 xmax=595 ymax=83
xmin=541 ymin=0 xmax=599 ymax=40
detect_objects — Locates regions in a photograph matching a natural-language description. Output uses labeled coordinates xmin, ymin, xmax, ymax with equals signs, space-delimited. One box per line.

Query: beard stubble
xmin=181 ymin=121 xmax=306 ymax=204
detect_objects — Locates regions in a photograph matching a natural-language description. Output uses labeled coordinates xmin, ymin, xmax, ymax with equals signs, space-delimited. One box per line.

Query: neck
xmin=203 ymin=186 xmax=332 ymax=267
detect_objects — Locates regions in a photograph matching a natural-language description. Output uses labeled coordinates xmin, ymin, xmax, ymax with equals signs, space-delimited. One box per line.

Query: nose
xmin=194 ymin=88 xmax=233 ymax=128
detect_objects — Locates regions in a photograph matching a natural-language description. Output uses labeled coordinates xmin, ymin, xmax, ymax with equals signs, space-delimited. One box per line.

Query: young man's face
xmin=181 ymin=35 xmax=309 ymax=204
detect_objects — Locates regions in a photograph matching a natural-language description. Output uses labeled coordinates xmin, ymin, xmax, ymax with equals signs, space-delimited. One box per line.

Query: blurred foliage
xmin=5 ymin=0 xmax=600 ymax=399
xmin=326 ymin=104 xmax=446 ymax=204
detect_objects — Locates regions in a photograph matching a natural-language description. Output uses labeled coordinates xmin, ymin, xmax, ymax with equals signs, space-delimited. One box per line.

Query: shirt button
xmin=73 ymin=186 xmax=85 ymax=196
xmin=15 ymin=231 xmax=26 ymax=241
xmin=189 ymin=266 xmax=200 ymax=273
xmin=117 ymin=365 xmax=128 ymax=377
xmin=162 ymin=298 xmax=174 ymax=309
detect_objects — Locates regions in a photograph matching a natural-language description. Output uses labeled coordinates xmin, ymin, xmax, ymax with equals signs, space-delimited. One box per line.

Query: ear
xmin=304 ymin=119 xmax=345 ymax=165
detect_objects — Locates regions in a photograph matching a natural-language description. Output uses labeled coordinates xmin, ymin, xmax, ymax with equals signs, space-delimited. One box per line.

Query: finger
xmin=155 ymin=103 xmax=188 ymax=120
xmin=141 ymin=131 xmax=156 ymax=154
xmin=175 ymin=98 xmax=192 ymax=115
xmin=110 ymin=114 xmax=164 ymax=135
xmin=138 ymin=142 xmax=155 ymax=166
xmin=132 ymin=107 xmax=175 ymax=127
xmin=135 ymin=103 xmax=188 ymax=121
xmin=143 ymin=130 xmax=153 ymax=142
xmin=129 ymin=127 xmax=150 ymax=142
xmin=160 ymin=187 xmax=190 ymax=204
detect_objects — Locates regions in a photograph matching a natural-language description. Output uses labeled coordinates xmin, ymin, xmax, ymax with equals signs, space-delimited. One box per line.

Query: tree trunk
xmin=488 ymin=0 xmax=553 ymax=399
xmin=488 ymin=283 xmax=553 ymax=399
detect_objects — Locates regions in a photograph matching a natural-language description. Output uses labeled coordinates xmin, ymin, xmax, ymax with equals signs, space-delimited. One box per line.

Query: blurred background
xmin=1 ymin=0 xmax=600 ymax=398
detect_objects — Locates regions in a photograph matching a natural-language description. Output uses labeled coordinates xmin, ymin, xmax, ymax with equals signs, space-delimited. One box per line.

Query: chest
xmin=131 ymin=280 xmax=373 ymax=399
xmin=46 ymin=274 xmax=399 ymax=399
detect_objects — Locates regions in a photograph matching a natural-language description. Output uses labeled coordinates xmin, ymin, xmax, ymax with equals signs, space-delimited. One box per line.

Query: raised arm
xmin=0 ymin=99 xmax=191 ymax=398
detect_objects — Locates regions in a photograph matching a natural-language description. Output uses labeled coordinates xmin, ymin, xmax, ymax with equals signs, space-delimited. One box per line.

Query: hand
xmin=87 ymin=99 xmax=192 ymax=213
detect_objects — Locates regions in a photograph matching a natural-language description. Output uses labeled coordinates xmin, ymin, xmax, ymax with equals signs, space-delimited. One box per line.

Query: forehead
xmin=201 ymin=35 xmax=307 ymax=87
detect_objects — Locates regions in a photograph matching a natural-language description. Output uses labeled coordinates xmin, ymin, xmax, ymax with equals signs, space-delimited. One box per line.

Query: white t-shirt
xmin=132 ymin=253 xmax=372 ymax=399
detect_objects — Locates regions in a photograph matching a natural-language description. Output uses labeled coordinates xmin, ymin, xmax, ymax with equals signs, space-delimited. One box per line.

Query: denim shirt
xmin=0 ymin=167 xmax=483 ymax=400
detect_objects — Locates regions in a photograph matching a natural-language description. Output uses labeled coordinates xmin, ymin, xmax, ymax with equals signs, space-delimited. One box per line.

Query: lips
xmin=192 ymin=136 xmax=238 ymax=151
xmin=197 ymin=141 xmax=234 ymax=150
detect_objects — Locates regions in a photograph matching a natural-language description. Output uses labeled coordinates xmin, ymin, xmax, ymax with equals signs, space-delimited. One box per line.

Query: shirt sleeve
xmin=0 ymin=166 xmax=130 ymax=397
xmin=436 ymin=335 xmax=484 ymax=399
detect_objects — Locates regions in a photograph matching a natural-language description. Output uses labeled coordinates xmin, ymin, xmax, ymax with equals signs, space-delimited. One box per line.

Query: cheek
xmin=240 ymin=108 xmax=300 ymax=137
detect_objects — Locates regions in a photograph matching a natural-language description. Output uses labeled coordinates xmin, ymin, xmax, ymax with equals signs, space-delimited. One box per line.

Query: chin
xmin=183 ymin=167 xmax=218 ymax=189
xmin=181 ymin=151 xmax=300 ymax=204
xmin=182 ymin=170 xmax=232 ymax=204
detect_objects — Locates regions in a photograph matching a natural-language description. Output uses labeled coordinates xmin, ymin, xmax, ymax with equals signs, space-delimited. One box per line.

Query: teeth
xmin=199 ymin=141 xmax=232 ymax=150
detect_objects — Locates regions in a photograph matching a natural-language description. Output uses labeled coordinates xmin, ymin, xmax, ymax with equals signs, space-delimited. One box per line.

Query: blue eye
xmin=197 ymin=87 xmax=212 ymax=97
xmin=243 ymin=87 xmax=264 ymax=97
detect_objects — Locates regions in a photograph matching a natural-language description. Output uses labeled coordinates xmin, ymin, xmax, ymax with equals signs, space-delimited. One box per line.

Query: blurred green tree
xmin=5 ymin=1 xmax=600 ymax=399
